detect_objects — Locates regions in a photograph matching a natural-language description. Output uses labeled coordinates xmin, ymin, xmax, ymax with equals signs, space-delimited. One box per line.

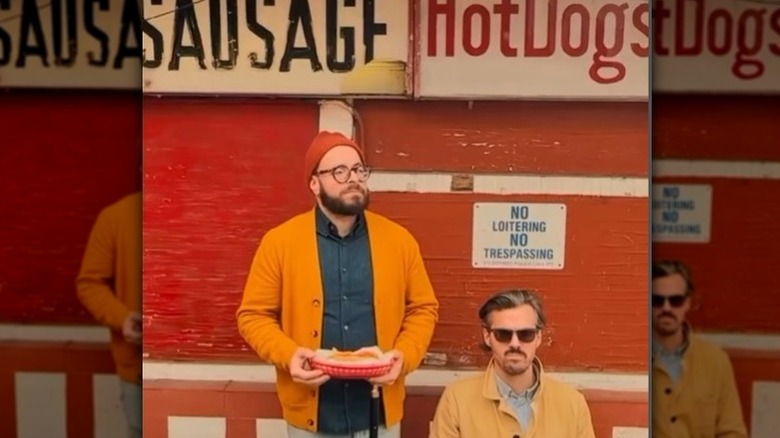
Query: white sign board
xmin=418 ymin=0 xmax=649 ymax=100
xmin=0 ymin=0 xmax=140 ymax=89
xmin=653 ymin=0 xmax=780 ymax=94
xmin=652 ymin=184 xmax=712 ymax=243
xmin=142 ymin=0 xmax=410 ymax=96
xmin=472 ymin=203 xmax=566 ymax=270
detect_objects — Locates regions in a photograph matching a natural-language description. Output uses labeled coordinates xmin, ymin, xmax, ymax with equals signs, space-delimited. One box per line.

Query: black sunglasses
xmin=651 ymin=294 xmax=688 ymax=308
xmin=488 ymin=327 xmax=539 ymax=343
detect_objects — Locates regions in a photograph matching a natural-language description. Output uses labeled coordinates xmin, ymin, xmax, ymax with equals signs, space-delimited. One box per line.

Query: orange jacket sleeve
xmin=236 ymin=229 xmax=299 ymax=371
xmin=393 ymin=236 xmax=439 ymax=376
xmin=76 ymin=209 xmax=130 ymax=331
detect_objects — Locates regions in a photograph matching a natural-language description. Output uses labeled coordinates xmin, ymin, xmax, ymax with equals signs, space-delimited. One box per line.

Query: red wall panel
xmin=370 ymin=193 xmax=649 ymax=372
xmin=652 ymin=94 xmax=780 ymax=333
xmin=653 ymin=95 xmax=780 ymax=161
xmin=142 ymin=98 xmax=320 ymax=361
xmin=0 ymin=90 xmax=141 ymax=324
xmin=356 ymin=100 xmax=649 ymax=176
xmin=653 ymin=177 xmax=780 ymax=332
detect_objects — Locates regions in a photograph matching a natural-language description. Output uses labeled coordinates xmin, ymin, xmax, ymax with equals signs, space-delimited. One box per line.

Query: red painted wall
xmin=142 ymin=98 xmax=319 ymax=361
xmin=142 ymin=98 xmax=649 ymax=373
xmin=652 ymin=95 xmax=780 ymax=332
xmin=0 ymin=90 xmax=141 ymax=324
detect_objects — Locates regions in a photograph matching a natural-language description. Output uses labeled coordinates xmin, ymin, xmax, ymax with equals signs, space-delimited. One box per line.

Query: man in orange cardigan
xmin=237 ymin=131 xmax=439 ymax=437
xmin=76 ymin=190 xmax=142 ymax=438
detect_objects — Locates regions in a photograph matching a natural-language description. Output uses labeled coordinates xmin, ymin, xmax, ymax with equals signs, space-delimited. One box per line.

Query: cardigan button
xmin=307 ymin=419 xmax=314 ymax=426
xmin=312 ymin=299 xmax=320 ymax=307
xmin=312 ymin=330 xmax=319 ymax=338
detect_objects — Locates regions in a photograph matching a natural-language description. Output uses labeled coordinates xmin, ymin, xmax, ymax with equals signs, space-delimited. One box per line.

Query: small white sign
xmin=652 ymin=184 xmax=712 ymax=243
xmin=418 ymin=0 xmax=650 ymax=100
xmin=0 ymin=0 xmax=140 ymax=89
xmin=142 ymin=0 xmax=410 ymax=96
xmin=472 ymin=203 xmax=566 ymax=270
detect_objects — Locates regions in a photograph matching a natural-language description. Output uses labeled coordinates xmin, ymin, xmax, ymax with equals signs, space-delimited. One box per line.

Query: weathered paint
xmin=0 ymin=90 xmax=141 ymax=325
xmin=142 ymin=98 xmax=319 ymax=362
xmin=142 ymin=98 xmax=649 ymax=372
xmin=355 ymin=100 xmax=649 ymax=176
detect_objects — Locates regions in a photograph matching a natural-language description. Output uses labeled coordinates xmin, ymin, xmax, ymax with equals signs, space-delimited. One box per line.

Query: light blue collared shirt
xmin=495 ymin=362 xmax=540 ymax=430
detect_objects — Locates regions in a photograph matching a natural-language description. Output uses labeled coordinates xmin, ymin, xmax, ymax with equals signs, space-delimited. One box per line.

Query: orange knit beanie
xmin=304 ymin=131 xmax=365 ymax=183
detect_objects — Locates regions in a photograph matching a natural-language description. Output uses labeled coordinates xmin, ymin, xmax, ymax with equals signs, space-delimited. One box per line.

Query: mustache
xmin=658 ymin=312 xmax=677 ymax=320
xmin=505 ymin=348 xmax=526 ymax=358
xmin=341 ymin=184 xmax=365 ymax=194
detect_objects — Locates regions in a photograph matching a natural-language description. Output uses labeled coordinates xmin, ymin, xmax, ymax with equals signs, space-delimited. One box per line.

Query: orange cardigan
xmin=237 ymin=208 xmax=439 ymax=432
xmin=76 ymin=192 xmax=142 ymax=385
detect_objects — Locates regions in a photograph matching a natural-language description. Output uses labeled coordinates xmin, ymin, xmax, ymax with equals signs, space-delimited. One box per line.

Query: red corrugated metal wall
xmin=142 ymin=98 xmax=649 ymax=373
xmin=0 ymin=90 xmax=141 ymax=324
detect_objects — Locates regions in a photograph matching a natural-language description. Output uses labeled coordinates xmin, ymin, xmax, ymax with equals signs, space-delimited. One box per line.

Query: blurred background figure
xmin=76 ymin=185 xmax=142 ymax=438
xmin=651 ymin=260 xmax=747 ymax=438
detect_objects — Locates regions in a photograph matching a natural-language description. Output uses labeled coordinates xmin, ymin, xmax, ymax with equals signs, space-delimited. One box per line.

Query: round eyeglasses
xmin=315 ymin=164 xmax=372 ymax=184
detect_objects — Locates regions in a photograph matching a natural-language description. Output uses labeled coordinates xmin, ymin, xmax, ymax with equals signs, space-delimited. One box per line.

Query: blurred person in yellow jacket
xmin=76 ymin=190 xmax=142 ymax=438
xmin=652 ymin=260 xmax=747 ymax=438
xmin=237 ymin=131 xmax=439 ymax=437
xmin=430 ymin=289 xmax=596 ymax=438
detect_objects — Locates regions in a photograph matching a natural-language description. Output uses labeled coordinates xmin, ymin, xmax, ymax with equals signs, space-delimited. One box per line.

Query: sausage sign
xmin=141 ymin=0 xmax=410 ymax=95
xmin=0 ymin=0 xmax=141 ymax=89
xmin=1 ymin=0 xmax=778 ymax=95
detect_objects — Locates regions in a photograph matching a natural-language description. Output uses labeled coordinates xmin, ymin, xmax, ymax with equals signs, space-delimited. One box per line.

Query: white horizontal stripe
xmin=654 ymin=159 xmax=780 ymax=180
xmin=368 ymin=171 xmax=649 ymax=197
xmin=613 ymin=426 xmax=649 ymax=438
xmin=142 ymin=361 xmax=648 ymax=392
xmin=700 ymin=333 xmax=780 ymax=352
xmin=0 ymin=324 xmax=109 ymax=343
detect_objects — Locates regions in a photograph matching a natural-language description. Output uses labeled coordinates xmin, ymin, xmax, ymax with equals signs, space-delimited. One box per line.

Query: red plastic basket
xmin=310 ymin=360 xmax=393 ymax=379
xmin=310 ymin=347 xmax=394 ymax=379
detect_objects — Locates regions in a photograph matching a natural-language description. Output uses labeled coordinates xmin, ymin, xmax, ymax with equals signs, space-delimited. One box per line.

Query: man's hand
xmin=122 ymin=312 xmax=142 ymax=344
xmin=289 ymin=347 xmax=330 ymax=387
xmin=368 ymin=350 xmax=403 ymax=386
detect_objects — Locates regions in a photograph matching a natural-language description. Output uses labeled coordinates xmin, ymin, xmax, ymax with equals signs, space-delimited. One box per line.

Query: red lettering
xmin=675 ymin=0 xmax=703 ymax=55
xmin=632 ymin=3 xmax=649 ymax=57
xmin=591 ymin=3 xmax=628 ymax=84
xmin=463 ymin=4 xmax=491 ymax=56
xmin=656 ymin=2 xmax=780 ymax=81
xmin=707 ymin=9 xmax=732 ymax=55
xmin=494 ymin=0 xmax=519 ymax=56
xmin=428 ymin=0 xmax=455 ymax=57
xmin=734 ymin=9 xmax=766 ymax=79
xmin=654 ymin=0 xmax=672 ymax=55
xmin=771 ymin=10 xmax=780 ymax=55
xmin=524 ymin=0 xmax=556 ymax=57
xmin=423 ymin=0 xmax=650 ymax=85
xmin=561 ymin=5 xmax=588 ymax=56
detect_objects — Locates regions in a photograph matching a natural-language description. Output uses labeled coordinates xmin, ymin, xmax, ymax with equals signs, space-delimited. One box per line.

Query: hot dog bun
xmin=329 ymin=348 xmax=381 ymax=362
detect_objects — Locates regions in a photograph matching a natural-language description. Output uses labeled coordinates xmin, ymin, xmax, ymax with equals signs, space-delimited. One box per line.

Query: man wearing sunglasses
xmin=237 ymin=131 xmax=439 ymax=438
xmin=430 ymin=289 xmax=595 ymax=437
xmin=652 ymin=260 xmax=747 ymax=438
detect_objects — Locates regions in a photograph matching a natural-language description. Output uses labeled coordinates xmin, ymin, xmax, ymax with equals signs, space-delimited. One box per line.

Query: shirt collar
xmin=489 ymin=358 xmax=541 ymax=402
xmin=652 ymin=322 xmax=691 ymax=358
